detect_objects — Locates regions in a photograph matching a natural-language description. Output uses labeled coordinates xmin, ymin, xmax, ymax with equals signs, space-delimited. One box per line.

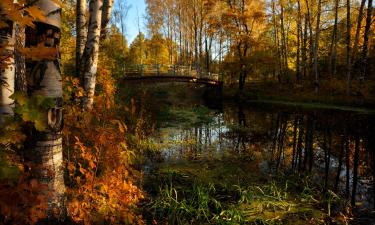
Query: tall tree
xmin=359 ymin=0 xmax=373 ymax=83
xmin=346 ymin=0 xmax=352 ymax=95
xmin=100 ymin=0 xmax=114 ymax=39
xmin=0 ymin=21 xmax=15 ymax=122
xmin=313 ymin=0 xmax=322 ymax=93
xmin=81 ymin=0 xmax=103 ymax=109
xmin=25 ymin=0 xmax=65 ymax=219
xmin=352 ymin=0 xmax=366 ymax=63
xmin=329 ymin=0 xmax=339 ymax=78
xmin=76 ymin=0 xmax=87 ymax=77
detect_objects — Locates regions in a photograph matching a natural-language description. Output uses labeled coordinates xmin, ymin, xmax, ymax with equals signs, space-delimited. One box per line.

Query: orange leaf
xmin=26 ymin=6 xmax=46 ymax=22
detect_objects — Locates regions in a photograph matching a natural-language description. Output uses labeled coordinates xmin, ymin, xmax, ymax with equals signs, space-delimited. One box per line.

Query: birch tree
xmin=100 ymin=0 xmax=114 ymax=39
xmin=76 ymin=0 xmax=87 ymax=77
xmin=0 ymin=21 xmax=15 ymax=123
xmin=25 ymin=0 xmax=66 ymax=219
xmin=81 ymin=0 xmax=103 ymax=109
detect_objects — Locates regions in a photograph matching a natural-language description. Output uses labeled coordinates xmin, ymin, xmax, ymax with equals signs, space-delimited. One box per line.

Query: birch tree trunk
xmin=100 ymin=0 xmax=114 ymax=40
xmin=25 ymin=0 xmax=65 ymax=220
xmin=0 ymin=21 xmax=15 ymax=123
xmin=82 ymin=0 xmax=103 ymax=109
xmin=76 ymin=0 xmax=87 ymax=77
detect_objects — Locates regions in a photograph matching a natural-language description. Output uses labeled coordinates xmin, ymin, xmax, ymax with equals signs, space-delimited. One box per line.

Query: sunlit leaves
xmin=19 ymin=43 xmax=59 ymax=61
xmin=63 ymin=73 xmax=144 ymax=224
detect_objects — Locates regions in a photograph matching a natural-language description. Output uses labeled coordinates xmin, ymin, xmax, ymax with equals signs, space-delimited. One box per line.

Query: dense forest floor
xmin=224 ymin=79 xmax=375 ymax=110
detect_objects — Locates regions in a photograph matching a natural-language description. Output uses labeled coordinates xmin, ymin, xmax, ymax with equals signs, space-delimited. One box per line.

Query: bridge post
xmin=173 ymin=65 xmax=176 ymax=76
xmin=157 ymin=64 xmax=160 ymax=76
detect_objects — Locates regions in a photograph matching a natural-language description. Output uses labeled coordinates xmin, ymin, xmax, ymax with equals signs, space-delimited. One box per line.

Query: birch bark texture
xmin=82 ymin=0 xmax=103 ymax=110
xmin=26 ymin=0 xmax=66 ymax=220
xmin=101 ymin=0 xmax=114 ymax=39
xmin=0 ymin=21 xmax=15 ymax=122
xmin=76 ymin=0 xmax=88 ymax=77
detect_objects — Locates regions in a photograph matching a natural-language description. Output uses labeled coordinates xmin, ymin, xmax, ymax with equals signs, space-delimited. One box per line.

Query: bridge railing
xmin=123 ymin=64 xmax=222 ymax=82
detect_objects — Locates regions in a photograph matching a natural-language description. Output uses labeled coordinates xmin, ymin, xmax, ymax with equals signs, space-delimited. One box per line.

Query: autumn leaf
xmin=25 ymin=6 xmax=46 ymax=22
xmin=19 ymin=44 xmax=59 ymax=60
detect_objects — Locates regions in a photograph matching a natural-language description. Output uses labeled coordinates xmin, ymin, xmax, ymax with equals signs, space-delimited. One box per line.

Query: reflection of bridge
xmin=122 ymin=64 xmax=223 ymax=86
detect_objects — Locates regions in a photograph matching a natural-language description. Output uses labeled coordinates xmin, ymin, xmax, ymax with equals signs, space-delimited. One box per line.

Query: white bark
xmin=26 ymin=0 xmax=65 ymax=220
xmin=82 ymin=0 xmax=103 ymax=109
xmin=0 ymin=22 xmax=15 ymax=122
xmin=100 ymin=0 xmax=114 ymax=39
xmin=76 ymin=0 xmax=87 ymax=76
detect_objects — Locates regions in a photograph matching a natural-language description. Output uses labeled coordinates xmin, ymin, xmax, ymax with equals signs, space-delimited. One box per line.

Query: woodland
xmin=0 ymin=0 xmax=374 ymax=224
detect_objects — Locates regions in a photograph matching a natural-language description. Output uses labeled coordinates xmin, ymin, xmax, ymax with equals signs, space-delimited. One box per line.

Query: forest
xmin=0 ymin=0 xmax=374 ymax=224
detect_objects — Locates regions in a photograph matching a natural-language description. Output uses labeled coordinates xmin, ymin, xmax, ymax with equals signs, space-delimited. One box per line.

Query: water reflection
xmin=153 ymin=104 xmax=375 ymax=210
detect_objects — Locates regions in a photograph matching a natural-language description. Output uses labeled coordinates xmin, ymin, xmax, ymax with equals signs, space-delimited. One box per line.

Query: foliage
xmin=12 ymin=93 xmax=55 ymax=131
xmin=62 ymin=68 xmax=144 ymax=224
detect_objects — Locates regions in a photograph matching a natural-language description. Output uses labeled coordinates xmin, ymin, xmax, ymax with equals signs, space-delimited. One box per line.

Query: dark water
xmin=149 ymin=103 xmax=375 ymax=211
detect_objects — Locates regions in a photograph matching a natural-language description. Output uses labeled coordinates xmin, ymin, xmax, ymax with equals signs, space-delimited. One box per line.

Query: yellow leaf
xmin=26 ymin=6 xmax=46 ymax=22
xmin=19 ymin=44 xmax=58 ymax=60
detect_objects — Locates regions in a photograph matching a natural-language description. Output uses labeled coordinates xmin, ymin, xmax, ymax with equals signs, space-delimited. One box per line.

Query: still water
xmin=146 ymin=103 xmax=375 ymax=211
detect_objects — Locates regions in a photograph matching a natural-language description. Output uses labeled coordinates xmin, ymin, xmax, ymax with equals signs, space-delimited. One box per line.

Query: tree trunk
xmin=280 ymin=3 xmax=289 ymax=81
xmin=272 ymin=0 xmax=282 ymax=82
xmin=329 ymin=0 xmax=339 ymax=78
xmin=352 ymin=0 xmax=366 ymax=63
xmin=100 ymin=0 xmax=114 ymax=40
xmin=359 ymin=0 xmax=373 ymax=83
xmin=76 ymin=0 xmax=88 ymax=77
xmin=346 ymin=0 xmax=352 ymax=95
xmin=0 ymin=21 xmax=15 ymax=122
xmin=15 ymin=23 xmax=27 ymax=93
xmin=313 ymin=0 xmax=322 ymax=93
xmin=305 ymin=0 xmax=314 ymax=78
xmin=25 ymin=0 xmax=65 ymax=220
xmin=302 ymin=15 xmax=308 ymax=79
xmin=296 ymin=0 xmax=302 ymax=82
xmin=82 ymin=0 xmax=103 ymax=110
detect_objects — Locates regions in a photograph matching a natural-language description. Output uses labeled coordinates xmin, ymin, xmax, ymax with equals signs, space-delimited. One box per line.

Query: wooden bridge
xmin=122 ymin=64 xmax=223 ymax=86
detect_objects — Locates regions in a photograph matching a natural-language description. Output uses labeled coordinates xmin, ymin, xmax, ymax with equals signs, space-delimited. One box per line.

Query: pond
xmin=124 ymin=85 xmax=375 ymax=224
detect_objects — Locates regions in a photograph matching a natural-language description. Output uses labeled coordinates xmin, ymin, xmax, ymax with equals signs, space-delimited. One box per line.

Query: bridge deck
xmin=122 ymin=74 xmax=222 ymax=86
xmin=122 ymin=64 xmax=222 ymax=86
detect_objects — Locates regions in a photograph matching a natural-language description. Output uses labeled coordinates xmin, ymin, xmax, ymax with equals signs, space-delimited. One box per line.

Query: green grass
xmin=144 ymin=160 xmax=338 ymax=225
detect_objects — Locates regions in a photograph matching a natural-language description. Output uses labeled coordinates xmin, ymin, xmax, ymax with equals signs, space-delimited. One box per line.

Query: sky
xmin=115 ymin=0 xmax=147 ymax=45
